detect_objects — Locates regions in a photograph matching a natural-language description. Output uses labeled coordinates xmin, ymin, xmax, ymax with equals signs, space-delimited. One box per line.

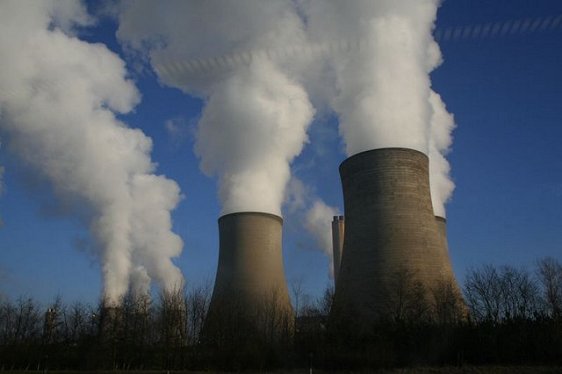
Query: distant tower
xmin=43 ymin=308 xmax=58 ymax=344
xmin=204 ymin=212 xmax=293 ymax=341
xmin=435 ymin=216 xmax=456 ymax=282
xmin=331 ymin=215 xmax=345 ymax=285
xmin=99 ymin=304 xmax=122 ymax=343
xmin=331 ymin=148 xmax=461 ymax=326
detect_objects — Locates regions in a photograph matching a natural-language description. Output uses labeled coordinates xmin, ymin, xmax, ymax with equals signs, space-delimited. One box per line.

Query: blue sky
xmin=0 ymin=0 xmax=561 ymax=305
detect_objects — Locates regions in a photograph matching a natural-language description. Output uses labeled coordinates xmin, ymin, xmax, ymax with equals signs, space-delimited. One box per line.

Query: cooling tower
xmin=435 ymin=216 xmax=456 ymax=282
xmin=331 ymin=148 xmax=461 ymax=325
xmin=99 ymin=305 xmax=122 ymax=341
xmin=332 ymin=215 xmax=345 ymax=285
xmin=204 ymin=212 xmax=293 ymax=339
xmin=434 ymin=215 xmax=466 ymax=317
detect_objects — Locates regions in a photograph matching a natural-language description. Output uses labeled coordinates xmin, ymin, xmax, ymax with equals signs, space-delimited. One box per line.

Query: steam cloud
xmin=116 ymin=0 xmax=314 ymax=216
xmin=0 ymin=0 xmax=183 ymax=305
xmin=116 ymin=0 xmax=455 ymax=257
xmin=300 ymin=0 xmax=455 ymax=217
xmin=429 ymin=90 xmax=456 ymax=218
xmin=305 ymin=200 xmax=339 ymax=278
xmin=285 ymin=177 xmax=340 ymax=277
xmin=0 ymin=0 xmax=456 ymax=301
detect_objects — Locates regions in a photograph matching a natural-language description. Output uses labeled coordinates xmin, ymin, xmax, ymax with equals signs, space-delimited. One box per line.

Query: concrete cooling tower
xmin=330 ymin=148 xmax=461 ymax=326
xmin=435 ymin=216 xmax=456 ymax=282
xmin=332 ymin=215 xmax=345 ymax=285
xmin=204 ymin=212 xmax=293 ymax=339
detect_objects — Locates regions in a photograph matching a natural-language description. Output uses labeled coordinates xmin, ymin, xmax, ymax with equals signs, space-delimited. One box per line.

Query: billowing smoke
xmin=0 ymin=0 xmax=183 ymax=305
xmin=429 ymin=90 xmax=456 ymax=218
xmin=302 ymin=0 xmax=444 ymax=154
xmin=301 ymin=0 xmax=455 ymax=215
xmin=116 ymin=0 xmax=314 ymax=216
xmin=305 ymin=200 xmax=339 ymax=278
xmin=116 ymin=0 xmax=455 ymax=262
xmin=285 ymin=177 xmax=339 ymax=277
xmin=304 ymin=201 xmax=338 ymax=258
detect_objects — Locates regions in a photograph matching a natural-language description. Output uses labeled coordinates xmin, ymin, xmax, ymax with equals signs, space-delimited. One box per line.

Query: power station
xmin=330 ymin=148 xmax=461 ymax=325
xmin=205 ymin=148 xmax=461 ymax=334
xmin=204 ymin=212 xmax=293 ymax=338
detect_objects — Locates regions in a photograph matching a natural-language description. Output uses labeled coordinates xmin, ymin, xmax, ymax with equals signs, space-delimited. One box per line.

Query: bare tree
xmin=464 ymin=264 xmax=541 ymax=322
xmin=316 ymin=284 xmax=334 ymax=317
xmin=157 ymin=286 xmax=188 ymax=369
xmin=43 ymin=296 xmax=63 ymax=344
xmin=186 ymin=281 xmax=211 ymax=345
xmin=63 ymin=301 xmax=94 ymax=342
xmin=299 ymin=294 xmax=315 ymax=316
xmin=498 ymin=265 xmax=540 ymax=320
xmin=0 ymin=298 xmax=16 ymax=345
xmin=431 ymin=280 xmax=466 ymax=325
xmin=290 ymin=276 xmax=306 ymax=318
xmin=536 ymin=257 xmax=562 ymax=318
xmin=385 ymin=269 xmax=431 ymax=323
xmin=13 ymin=297 xmax=41 ymax=345
xmin=464 ymin=265 xmax=503 ymax=323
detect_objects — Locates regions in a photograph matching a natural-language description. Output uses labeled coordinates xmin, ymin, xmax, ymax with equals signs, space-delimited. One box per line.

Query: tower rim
xmin=339 ymin=147 xmax=428 ymax=172
xmin=219 ymin=211 xmax=283 ymax=224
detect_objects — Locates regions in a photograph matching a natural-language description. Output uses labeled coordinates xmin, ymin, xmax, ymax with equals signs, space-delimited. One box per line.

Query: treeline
xmin=1 ymin=257 xmax=561 ymax=371
xmin=0 ymin=284 xmax=211 ymax=371
xmin=319 ymin=257 xmax=562 ymax=370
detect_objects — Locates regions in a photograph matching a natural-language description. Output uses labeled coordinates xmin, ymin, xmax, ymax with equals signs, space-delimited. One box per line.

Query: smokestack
xmin=331 ymin=148 xmax=461 ymax=325
xmin=204 ymin=212 xmax=293 ymax=339
xmin=331 ymin=215 xmax=345 ymax=285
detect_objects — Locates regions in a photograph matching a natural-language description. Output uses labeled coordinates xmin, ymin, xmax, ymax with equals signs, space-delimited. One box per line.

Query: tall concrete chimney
xmin=331 ymin=148 xmax=461 ymax=326
xmin=332 ymin=215 xmax=345 ymax=285
xmin=204 ymin=212 xmax=293 ymax=340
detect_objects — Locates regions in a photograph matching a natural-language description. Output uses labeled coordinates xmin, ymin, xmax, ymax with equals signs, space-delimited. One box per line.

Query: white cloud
xmin=117 ymin=0 xmax=315 ymax=217
xmin=0 ymin=0 xmax=184 ymax=305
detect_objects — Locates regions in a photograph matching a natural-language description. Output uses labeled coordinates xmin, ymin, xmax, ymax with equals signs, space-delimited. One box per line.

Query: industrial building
xmin=204 ymin=212 xmax=293 ymax=340
xmin=330 ymin=148 xmax=462 ymax=326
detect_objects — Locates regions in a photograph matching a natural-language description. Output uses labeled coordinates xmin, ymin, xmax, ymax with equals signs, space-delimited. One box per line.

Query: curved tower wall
xmin=435 ymin=216 xmax=457 ymax=283
xmin=205 ymin=212 xmax=293 ymax=333
xmin=331 ymin=215 xmax=345 ymax=285
xmin=434 ymin=216 xmax=465 ymax=303
xmin=331 ymin=148 xmax=460 ymax=324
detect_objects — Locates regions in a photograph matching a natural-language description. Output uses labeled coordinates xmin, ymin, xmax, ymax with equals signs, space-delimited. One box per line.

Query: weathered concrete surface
xmin=435 ymin=216 xmax=458 ymax=284
xmin=331 ymin=148 xmax=461 ymax=325
xmin=204 ymin=212 xmax=293 ymax=336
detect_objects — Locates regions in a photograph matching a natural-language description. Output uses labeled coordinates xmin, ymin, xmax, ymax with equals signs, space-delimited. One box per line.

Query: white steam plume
xmin=0 ymin=0 xmax=183 ymax=305
xmin=116 ymin=0 xmax=314 ymax=216
xmin=305 ymin=200 xmax=339 ymax=278
xmin=301 ymin=0 xmax=455 ymax=216
xmin=285 ymin=177 xmax=340 ymax=277
xmin=429 ymin=90 xmax=456 ymax=218
xmin=303 ymin=0 xmax=445 ymax=155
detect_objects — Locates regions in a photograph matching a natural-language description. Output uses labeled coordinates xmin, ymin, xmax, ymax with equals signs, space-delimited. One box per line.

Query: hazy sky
xmin=0 ymin=0 xmax=561 ymax=305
